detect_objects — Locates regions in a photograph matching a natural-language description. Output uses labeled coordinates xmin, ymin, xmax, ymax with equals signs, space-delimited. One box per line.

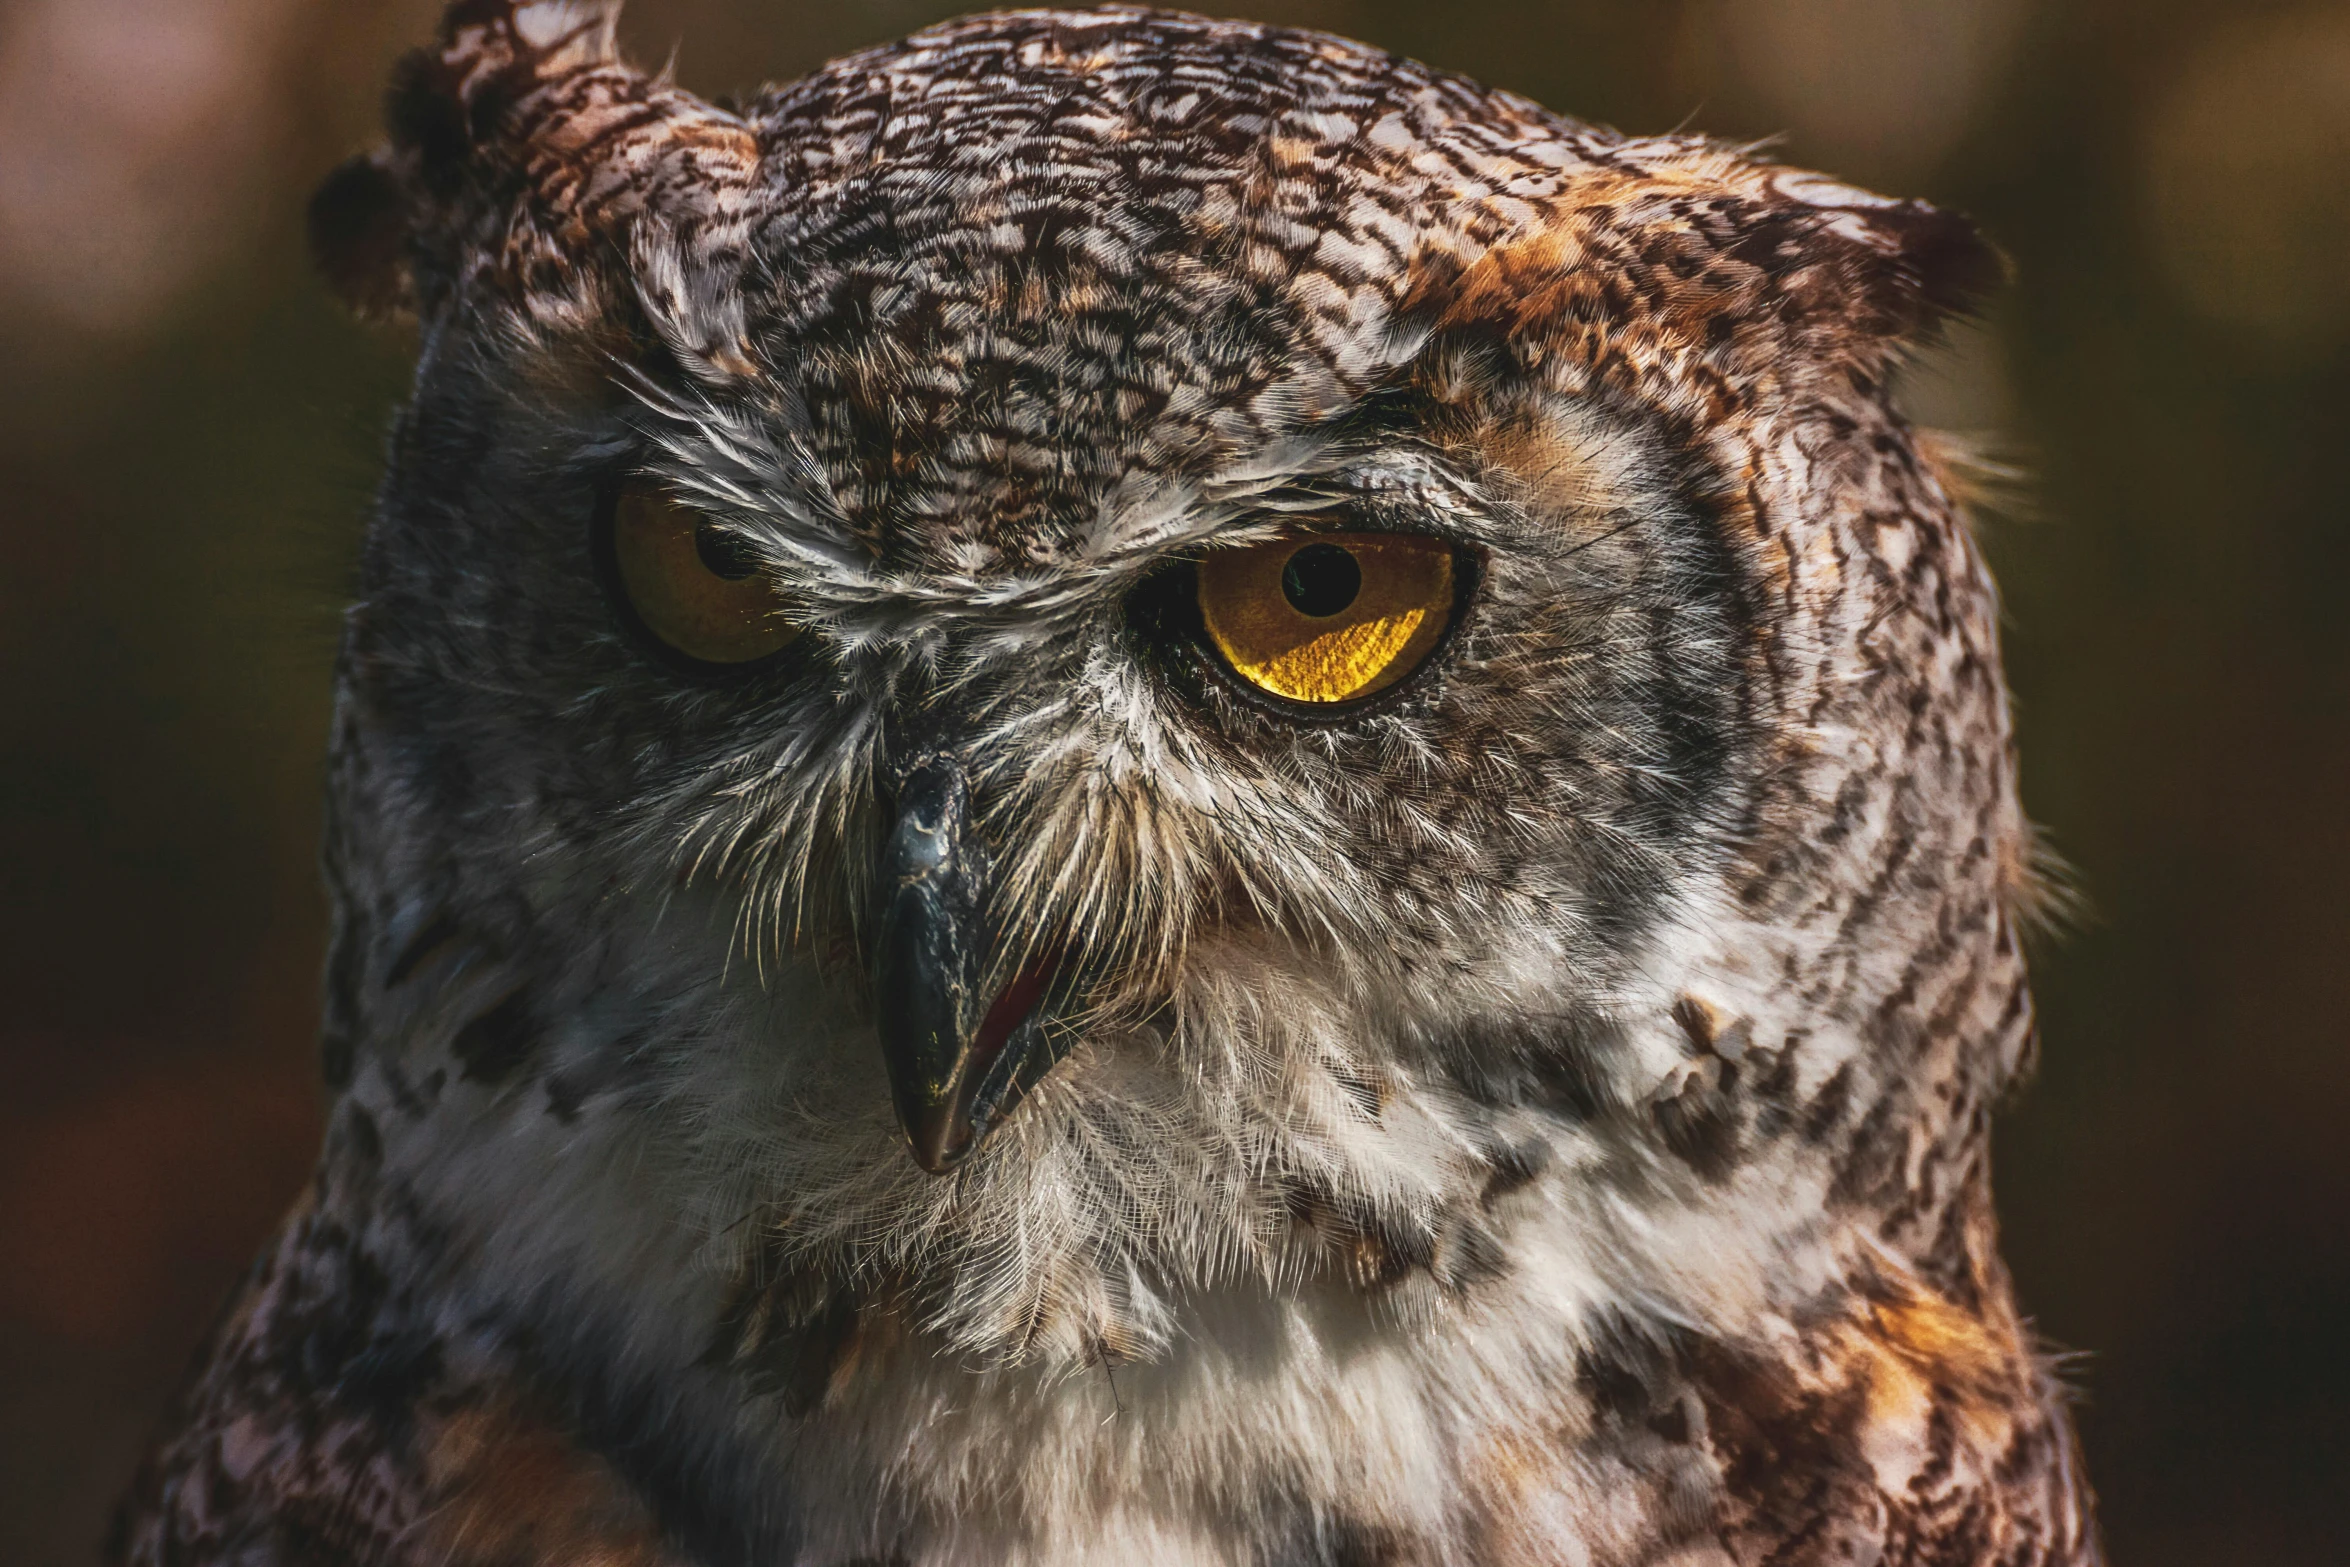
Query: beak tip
xmin=909 ymin=1145 xmax=964 ymax=1177
xmin=899 ymin=1103 xmax=976 ymax=1176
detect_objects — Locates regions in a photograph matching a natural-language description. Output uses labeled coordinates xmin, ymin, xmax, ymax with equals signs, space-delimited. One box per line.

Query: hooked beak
xmin=873 ymin=759 xmax=1067 ymax=1174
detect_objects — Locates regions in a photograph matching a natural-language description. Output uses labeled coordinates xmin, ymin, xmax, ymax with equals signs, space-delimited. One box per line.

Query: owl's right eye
xmin=1194 ymin=531 xmax=1458 ymax=705
xmin=601 ymin=482 xmax=801 ymax=668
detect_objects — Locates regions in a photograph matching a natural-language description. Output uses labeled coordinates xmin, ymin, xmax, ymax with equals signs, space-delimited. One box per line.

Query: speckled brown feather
xmin=111 ymin=1146 xmax=680 ymax=1567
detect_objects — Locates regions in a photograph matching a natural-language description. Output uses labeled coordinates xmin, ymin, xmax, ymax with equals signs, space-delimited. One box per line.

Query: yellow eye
xmin=606 ymin=483 xmax=800 ymax=666
xmin=1196 ymin=532 xmax=1457 ymax=704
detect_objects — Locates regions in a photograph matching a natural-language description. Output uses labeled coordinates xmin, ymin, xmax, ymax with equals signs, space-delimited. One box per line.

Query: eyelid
xmin=1194 ymin=506 xmax=1476 ymax=548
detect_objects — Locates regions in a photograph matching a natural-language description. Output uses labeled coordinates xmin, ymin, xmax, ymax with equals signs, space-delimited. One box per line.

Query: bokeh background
xmin=2 ymin=0 xmax=2345 ymax=1560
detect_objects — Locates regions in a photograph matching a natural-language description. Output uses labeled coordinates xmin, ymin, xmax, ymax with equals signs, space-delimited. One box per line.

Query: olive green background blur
xmin=2 ymin=0 xmax=2345 ymax=1560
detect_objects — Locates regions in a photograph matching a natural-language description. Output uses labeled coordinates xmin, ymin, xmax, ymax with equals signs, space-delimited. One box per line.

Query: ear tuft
xmin=1868 ymin=200 xmax=2008 ymax=327
xmin=1761 ymin=172 xmax=2010 ymax=342
xmin=440 ymin=0 xmax=622 ymax=58
xmin=309 ymin=151 xmax=415 ymax=320
xmin=305 ymin=1 xmax=755 ymax=335
xmin=382 ymin=45 xmax=474 ymax=196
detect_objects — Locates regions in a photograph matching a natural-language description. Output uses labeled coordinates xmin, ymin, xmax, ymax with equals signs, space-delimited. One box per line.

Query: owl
xmin=112 ymin=3 xmax=2099 ymax=1564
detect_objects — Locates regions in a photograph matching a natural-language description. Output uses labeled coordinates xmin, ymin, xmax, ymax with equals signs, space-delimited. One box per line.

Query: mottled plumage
xmin=116 ymin=4 xmax=2098 ymax=1564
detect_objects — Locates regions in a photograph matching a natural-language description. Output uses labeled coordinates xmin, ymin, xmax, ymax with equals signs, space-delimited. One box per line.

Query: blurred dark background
xmin=2 ymin=1 xmax=2345 ymax=1561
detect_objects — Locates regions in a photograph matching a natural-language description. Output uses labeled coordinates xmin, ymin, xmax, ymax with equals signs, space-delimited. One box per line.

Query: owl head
xmin=310 ymin=1 xmax=2026 ymax=1369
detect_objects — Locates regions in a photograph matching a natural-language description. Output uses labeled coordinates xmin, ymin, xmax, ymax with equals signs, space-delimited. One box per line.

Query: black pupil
xmin=1281 ymin=543 xmax=1362 ymax=617
xmin=694 ymin=523 xmax=760 ymax=581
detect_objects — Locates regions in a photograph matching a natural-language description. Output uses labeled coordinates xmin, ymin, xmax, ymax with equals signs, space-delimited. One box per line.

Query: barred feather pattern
xmin=115 ymin=5 xmax=2098 ymax=1566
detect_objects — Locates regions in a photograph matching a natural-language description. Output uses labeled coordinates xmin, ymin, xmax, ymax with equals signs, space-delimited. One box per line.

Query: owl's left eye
xmin=600 ymin=482 xmax=801 ymax=668
xmin=1195 ymin=531 xmax=1460 ymax=705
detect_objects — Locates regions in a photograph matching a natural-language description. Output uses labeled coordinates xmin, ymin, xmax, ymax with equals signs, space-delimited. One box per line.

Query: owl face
xmin=319 ymin=3 xmax=2013 ymax=1367
xmin=364 ymin=331 xmax=1737 ymax=1134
